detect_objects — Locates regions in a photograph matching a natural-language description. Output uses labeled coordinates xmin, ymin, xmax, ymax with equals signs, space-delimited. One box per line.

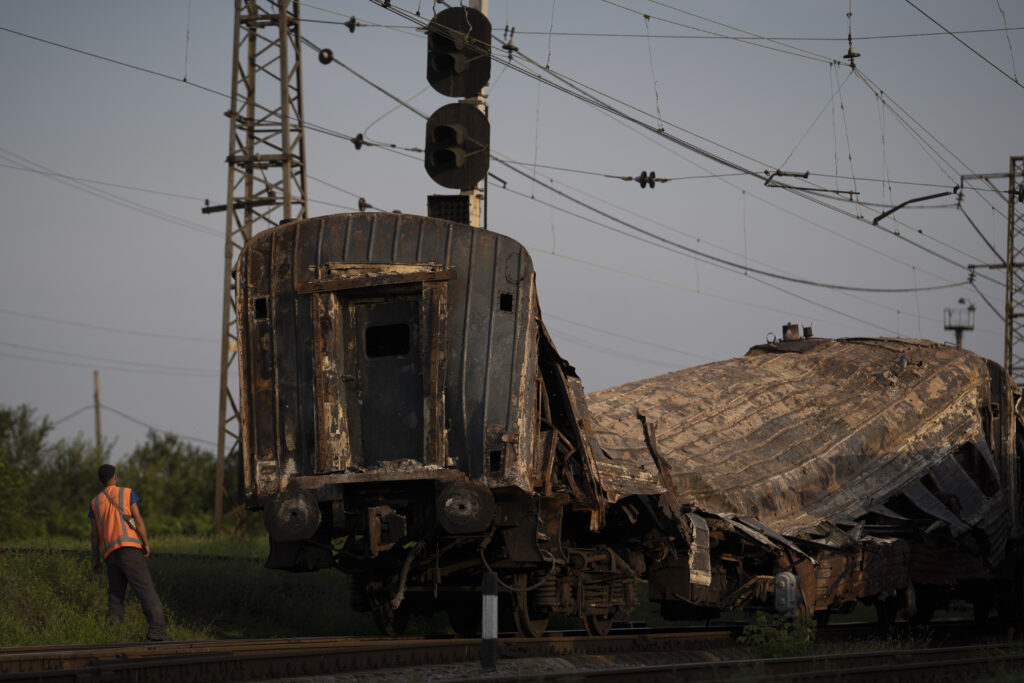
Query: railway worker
xmin=89 ymin=463 xmax=168 ymax=641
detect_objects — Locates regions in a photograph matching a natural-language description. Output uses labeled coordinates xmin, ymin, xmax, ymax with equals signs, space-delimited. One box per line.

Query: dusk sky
xmin=1 ymin=1 xmax=1021 ymax=458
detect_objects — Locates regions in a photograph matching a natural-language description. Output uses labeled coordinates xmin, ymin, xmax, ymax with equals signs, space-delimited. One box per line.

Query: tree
xmin=118 ymin=432 xmax=219 ymax=535
xmin=0 ymin=405 xmax=52 ymax=539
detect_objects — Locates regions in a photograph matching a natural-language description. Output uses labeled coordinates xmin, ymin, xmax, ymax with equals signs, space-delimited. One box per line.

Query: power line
xmin=0 ymin=306 xmax=218 ymax=343
xmin=495 ymin=157 xmax=966 ymax=294
xmin=52 ymin=405 xmax=93 ymax=426
xmin=0 ymin=25 xmax=225 ymax=98
xmin=600 ymin=0 xmax=832 ymax=64
xmin=546 ymin=325 xmax=684 ymax=371
xmin=0 ymin=349 xmax=220 ymax=377
xmin=0 ymin=164 xmax=205 ymax=201
xmin=0 ymin=340 xmax=216 ymax=376
xmin=101 ymin=404 xmax=217 ymax=448
xmin=8 ymin=18 xmax=993 ymax=285
xmin=904 ymin=0 xmax=1024 ymax=90
xmin=6 ymin=15 xmax=994 ymax=323
xmin=375 ymin=3 xmax=1000 ymax=279
xmin=545 ymin=314 xmax=718 ymax=362
xmin=0 ymin=148 xmax=221 ymax=239
xmin=509 ymin=28 xmax=1024 ymax=41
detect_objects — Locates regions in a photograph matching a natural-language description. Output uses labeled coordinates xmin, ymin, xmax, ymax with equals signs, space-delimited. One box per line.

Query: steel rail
xmin=455 ymin=644 xmax=1024 ymax=682
xmin=1 ymin=621 xmax=1017 ymax=682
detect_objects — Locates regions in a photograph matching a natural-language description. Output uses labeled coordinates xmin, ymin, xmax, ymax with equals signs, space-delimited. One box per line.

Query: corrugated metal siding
xmin=237 ymin=213 xmax=538 ymax=499
xmin=586 ymin=338 xmax=1007 ymax=552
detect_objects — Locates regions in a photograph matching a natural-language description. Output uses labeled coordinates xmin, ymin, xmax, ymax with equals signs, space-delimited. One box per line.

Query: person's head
xmin=98 ymin=464 xmax=117 ymax=486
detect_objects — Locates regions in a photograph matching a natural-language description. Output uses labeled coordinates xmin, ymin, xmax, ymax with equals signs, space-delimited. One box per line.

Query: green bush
xmin=737 ymin=611 xmax=816 ymax=658
xmin=0 ymin=403 xmax=258 ymax=542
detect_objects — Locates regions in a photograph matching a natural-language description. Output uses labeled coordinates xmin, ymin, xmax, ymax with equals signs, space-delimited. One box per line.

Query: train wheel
xmin=446 ymin=602 xmax=481 ymax=637
xmin=972 ymin=593 xmax=993 ymax=624
xmin=874 ymin=596 xmax=899 ymax=627
xmin=909 ymin=584 xmax=936 ymax=626
xmin=513 ymin=591 xmax=550 ymax=638
xmin=583 ymin=613 xmax=614 ymax=636
xmin=370 ymin=596 xmax=410 ymax=637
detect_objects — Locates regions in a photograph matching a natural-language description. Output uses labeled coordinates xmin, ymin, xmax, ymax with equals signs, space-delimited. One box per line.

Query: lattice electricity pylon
xmin=1006 ymin=157 xmax=1024 ymax=386
xmin=207 ymin=0 xmax=308 ymax=533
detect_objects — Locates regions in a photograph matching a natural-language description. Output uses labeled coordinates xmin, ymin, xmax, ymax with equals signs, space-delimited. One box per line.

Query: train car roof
xmin=586 ymin=336 xmax=1001 ymax=539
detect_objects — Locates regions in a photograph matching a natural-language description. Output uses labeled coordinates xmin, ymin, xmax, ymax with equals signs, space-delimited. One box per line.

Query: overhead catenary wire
xmin=507 ymin=184 xmax=958 ymax=331
xmin=526 ymin=245 xmax=914 ymax=336
xmin=904 ymin=0 xmax=1024 ymax=89
xmin=0 ymin=163 xmax=206 ymax=201
xmin=0 ymin=349 xmax=221 ymax=378
xmin=0 ymin=148 xmax=222 ymax=239
xmin=305 ymin=30 xmax=937 ymax=296
xmin=0 ymin=306 xmax=218 ymax=343
xmin=995 ymin=0 xmax=1020 ymax=82
xmin=319 ymin=16 xmax=989 ymax=294
xmin=600 ymin=0 xmax=833 ymax=65
xmin=495 ymin=166 xmax=966 ymax=294
xmin=6 ymin=19 xmax=998 ymax=287
xmin=371 ymin=3 xmax=1002 ymax=279
xmin=101 ymin=404 xmax=217 ymax=448
xmin=4 ymin=15 xmax=1004 ymax=329
xmin=0 ymin=340 xmax=216 ymax=375
xmin=506 ymin=27 xmax=1024 ymax=41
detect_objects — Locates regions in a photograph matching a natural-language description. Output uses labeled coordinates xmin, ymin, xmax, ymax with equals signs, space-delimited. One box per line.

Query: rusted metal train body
xmin=237 ymin=213 xmax=1023 ymax=635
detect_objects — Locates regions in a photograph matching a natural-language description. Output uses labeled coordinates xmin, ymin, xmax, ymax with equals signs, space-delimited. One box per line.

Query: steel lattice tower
xmin=211 ymin=0 xmax=308 ymax=533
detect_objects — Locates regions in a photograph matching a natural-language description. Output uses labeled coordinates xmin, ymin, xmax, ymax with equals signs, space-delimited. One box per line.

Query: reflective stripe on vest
xmin=91 ymin=486 xmax=142 ymax=558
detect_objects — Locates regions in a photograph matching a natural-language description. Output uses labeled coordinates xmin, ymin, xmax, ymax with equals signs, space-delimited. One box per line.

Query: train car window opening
xmin=254 ymin=297 xmax=269 ymax=320
xmin=884 ymin=492 xmax=921 ymax=520
xmin=365 ymin=323 xmax=411 ymax=358
xmin=489 ymin=450 xmax=503 ymax=474
xmin=499 ymin=293 xmax=514 ymax=312
xmin=954 ymin=443 xmax=1000 ymax=496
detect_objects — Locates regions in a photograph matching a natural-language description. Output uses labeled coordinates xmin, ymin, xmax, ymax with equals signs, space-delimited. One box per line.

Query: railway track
xmin=1 ymin=621 xmax=1019 ymax=682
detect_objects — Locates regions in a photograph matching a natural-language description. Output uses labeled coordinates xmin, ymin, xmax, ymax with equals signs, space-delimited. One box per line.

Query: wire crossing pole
xmin=93 ymin=370 xmax=102 ymax=460
xmin=1006 ymin=157 xmax=1024 ymax=384
xmin=465 ymin=0 xmax=487 ymax=228
xmin=211 ymin=0 xmax=308 ymax=533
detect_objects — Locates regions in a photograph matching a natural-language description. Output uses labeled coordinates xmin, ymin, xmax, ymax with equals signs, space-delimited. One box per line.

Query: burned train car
xmin=236 ymin=212 xmax=616 ymax=636
xmin=237 ymin=212 xmax=1023 ymax=636
xmin=587 ymin=331 xmax=1024 ymax=624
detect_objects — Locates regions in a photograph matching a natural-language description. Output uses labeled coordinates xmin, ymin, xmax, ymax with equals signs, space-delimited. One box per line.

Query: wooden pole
xmin=93 ymin=370 xmax=102 ymax=459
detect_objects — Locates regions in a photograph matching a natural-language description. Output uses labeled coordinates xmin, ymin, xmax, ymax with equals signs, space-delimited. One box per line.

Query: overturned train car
xmin=237 ymin=213 xmax=1024 ymax=635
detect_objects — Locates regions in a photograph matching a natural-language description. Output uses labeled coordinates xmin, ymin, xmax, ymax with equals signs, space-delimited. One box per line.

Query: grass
xmin=0 ymin=536 xmax=389 ymax=646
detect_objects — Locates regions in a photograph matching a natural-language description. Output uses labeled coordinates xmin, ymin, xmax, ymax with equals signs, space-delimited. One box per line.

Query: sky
xmin=1 ymin=0 xmax=1022 ymax=460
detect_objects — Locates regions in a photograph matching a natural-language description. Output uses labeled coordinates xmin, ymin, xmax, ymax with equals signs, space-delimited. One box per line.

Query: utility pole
xmin=965 ymin=157 xmax=1024 ymax=384
xmin=464 ymin=0 xmax=487 ymax=228
xmin=93 ymin=370 xmax=102 ymax=460
xmin=206 ymin=0 xmax=308 ymax=533
xmin=943 ymin=298 xmax=975 ymax=349
xmin=1006 ymin=157 xmax=1024 ymax=383
xmin=424 ymin=1 xmax=491 ymax=227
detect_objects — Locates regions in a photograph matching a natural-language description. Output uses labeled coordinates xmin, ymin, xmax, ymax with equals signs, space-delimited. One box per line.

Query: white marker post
xmin=481 ymin=572 xmax=498 ymax=670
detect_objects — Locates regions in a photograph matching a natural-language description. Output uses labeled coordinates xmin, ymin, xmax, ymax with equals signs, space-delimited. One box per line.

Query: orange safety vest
xmin=91 ymin=486 xmax=143 ymax=558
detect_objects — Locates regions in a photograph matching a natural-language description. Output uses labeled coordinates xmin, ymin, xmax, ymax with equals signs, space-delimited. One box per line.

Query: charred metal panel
xmin=685 ymin=512 xmax=712 ymax=587
xmin=586 ymin=338 xmax=1019 ymax=569
xmin=237 ymin=213 xmax=540 ymax=503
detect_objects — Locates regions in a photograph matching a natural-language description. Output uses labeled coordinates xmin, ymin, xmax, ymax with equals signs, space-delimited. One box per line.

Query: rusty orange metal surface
xmin=587 ymin=337 xmax=1019 ymax=570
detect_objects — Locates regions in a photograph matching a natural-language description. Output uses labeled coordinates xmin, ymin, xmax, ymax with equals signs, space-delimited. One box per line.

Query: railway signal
xmin=424 ymin=4 xmax=491 ymax=226
xmin=426 ymin=7 xmax=491 ymax=98
xmin=424 ymin=103 xmax=490 ymax=190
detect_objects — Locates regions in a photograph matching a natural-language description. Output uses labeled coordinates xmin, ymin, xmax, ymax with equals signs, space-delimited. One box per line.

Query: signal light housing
xmin=427 ymin=7 xmax=491 ymax=98
xmin=425 ymin=103 xmax=489 ymax=190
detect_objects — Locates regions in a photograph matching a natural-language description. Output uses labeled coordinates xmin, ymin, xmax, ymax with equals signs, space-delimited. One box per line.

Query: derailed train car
xmin=237 ymin=212 xmax=1024 ymax=635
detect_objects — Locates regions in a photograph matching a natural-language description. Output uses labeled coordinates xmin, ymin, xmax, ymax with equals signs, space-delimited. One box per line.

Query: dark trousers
xmin=105 ymin=547 xmax=166 ymax=639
